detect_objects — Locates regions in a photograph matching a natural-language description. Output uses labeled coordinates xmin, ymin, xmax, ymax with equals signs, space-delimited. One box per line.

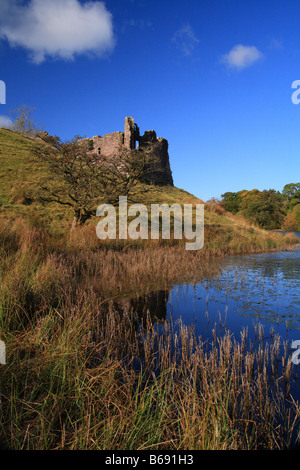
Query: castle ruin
xmin=85 ymin=117 xmax=173 ymax=186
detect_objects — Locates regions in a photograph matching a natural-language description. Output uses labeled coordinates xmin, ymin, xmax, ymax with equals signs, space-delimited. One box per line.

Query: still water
xmin=168 ymin=235 xmax=300 ymax=345
xmin=131 ymin=233 xmax=300 ymax=345
xmin=121 ymin=233 xmax=300 ymax=441
xmin=128 ymin=233 xmax=300 ymax=387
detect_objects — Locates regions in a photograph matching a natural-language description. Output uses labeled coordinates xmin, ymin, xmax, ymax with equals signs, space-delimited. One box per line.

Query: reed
xmin=0 ymin=301 xmax=299 ymax=450
xmin=0 ymin=217 xmax=299 ymax=450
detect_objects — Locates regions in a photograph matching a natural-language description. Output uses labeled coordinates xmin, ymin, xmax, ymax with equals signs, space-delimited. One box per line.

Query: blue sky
xmin=0 ymin=0 xmax=300 ymax=201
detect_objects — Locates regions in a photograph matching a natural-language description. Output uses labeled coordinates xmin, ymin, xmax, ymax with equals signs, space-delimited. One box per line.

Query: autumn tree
xmin=282 ymin=183 xmax=300 ymax=211
xmin=282 ymin=204 xmax=300 ymax=232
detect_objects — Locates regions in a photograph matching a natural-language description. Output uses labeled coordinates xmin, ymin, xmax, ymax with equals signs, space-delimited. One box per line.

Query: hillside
xmin=0 ymin=127 xmax=298 ymax=254
xmin=0 ymin=127 xmax=200 ymax=230
xmin=0 ymin=128 xmax=72 ymax=229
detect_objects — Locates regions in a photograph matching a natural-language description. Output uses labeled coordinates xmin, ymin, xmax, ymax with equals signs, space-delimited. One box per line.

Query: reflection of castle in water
xmin=115 ymin=290 xmax=169 ymax=323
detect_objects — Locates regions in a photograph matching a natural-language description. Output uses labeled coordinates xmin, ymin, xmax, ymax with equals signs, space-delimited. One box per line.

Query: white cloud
xmin=0 ymin=0 xmax=115 ymax=63
xmin=221 ymin=44 xmax=264 ymax=70
xmin=172 ymin=24 xmax=199 ymax=57
xmin=0 ymin=115 xmax=12 ymax=128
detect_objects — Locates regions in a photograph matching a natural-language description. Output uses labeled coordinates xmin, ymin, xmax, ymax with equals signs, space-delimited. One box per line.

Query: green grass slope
xmin=0 ymin=127 xmax=298 ymax=253
xmin=0 ymin=128 xmax=73 ymax=229
xmin=0 ymin=127 xmax=201 ymax=231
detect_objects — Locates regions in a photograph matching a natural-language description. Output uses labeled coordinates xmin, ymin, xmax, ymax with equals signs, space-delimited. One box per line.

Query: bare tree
xmin=9 ymin=104 xmax=43 ymax=137
xmin=34 ymin=136 xmax=154 ymax=229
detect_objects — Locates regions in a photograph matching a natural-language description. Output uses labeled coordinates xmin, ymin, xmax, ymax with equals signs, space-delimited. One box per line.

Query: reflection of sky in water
xmin=137 ymin=240 xmax=300 ymax=406
xmin=167 ymin=245 xmax=300 ymax=343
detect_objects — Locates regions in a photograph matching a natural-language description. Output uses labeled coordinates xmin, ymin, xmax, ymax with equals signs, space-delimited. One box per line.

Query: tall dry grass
xmin=1 ymin=301 xmax=299 ymax=450
xmin=0 ymin=217 xmax=299 ymax=450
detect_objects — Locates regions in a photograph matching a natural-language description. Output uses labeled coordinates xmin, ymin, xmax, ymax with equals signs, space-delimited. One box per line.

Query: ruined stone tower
xmin=124 ymin=117 xmax=138 ymax=150
xmin=84 ymin=117 xmax=173 ymax=186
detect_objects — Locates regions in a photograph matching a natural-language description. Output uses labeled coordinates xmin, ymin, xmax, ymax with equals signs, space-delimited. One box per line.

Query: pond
xmin=126 ymin=232 xmax=300 ymax=400
xmin=168 ymin=234 xmax=300 ymax=344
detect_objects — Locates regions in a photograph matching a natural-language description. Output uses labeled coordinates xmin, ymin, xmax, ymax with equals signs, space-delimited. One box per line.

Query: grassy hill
xmin=0 ymin=128 xmax=72 ymax=229
xmin=0 ymin=127 xmax=202 ymax=231
xmin=0 ymin=126 xmax=298 ymax=254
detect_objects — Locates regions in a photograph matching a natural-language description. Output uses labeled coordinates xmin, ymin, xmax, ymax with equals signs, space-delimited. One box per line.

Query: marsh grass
xmin=1 ymin=304 xmax=299 ymax=450
xmin=0 ymin=218 xmax=299 ymax=450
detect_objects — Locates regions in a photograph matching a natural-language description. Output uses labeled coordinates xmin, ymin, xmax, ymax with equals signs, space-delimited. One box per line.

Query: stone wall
xmin=95 ymin=132 xmax=124 ymax=156
xmin=138 ymin=131 xmax=173 ymax=185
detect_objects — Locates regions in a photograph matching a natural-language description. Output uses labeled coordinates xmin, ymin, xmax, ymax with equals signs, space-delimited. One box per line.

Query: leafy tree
xmin=9 ymin=104 xmax=43 ymax=137
xmin=239 ymin=189 xmax=285 ymax=230
xmin=221 ymin=191 xmax=245 ymax=214
xmin=282 ymin=183 xmax=300 ymax=211
xmin=34 ymin=136 xmax=153 ymax=229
